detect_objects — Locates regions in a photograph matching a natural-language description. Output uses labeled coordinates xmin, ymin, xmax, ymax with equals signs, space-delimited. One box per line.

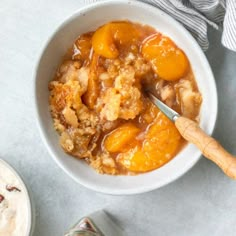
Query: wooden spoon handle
xmin=175 ymin=116 xmax=236 ymax=179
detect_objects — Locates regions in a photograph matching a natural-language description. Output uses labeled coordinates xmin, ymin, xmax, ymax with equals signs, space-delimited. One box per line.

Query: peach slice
xmin=92 ymin=24 xmax=119 ymax=59
xmin=92 ymin=22 xmax=140 ymax=59
xmin=142 ymin=34 xmax=189 ymax=81
xmin=82 ymin=53 xmax=100 ymax=109
xmin=104 ymin=123 xmax=140 ymax=153
xmin=119 ymin=112 xmax=182 ymax=172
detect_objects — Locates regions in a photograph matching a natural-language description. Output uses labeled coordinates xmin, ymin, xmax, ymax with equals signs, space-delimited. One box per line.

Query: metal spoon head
xmin=147 ymin=92 xmax=180 ymax=122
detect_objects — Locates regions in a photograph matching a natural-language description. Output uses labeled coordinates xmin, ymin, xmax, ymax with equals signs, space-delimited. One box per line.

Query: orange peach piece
xmin=118 ymin=147 xmax=162 ymax=172
xmin=92 ymin=22 xmax=140 ymax=59
xmin=92 ymin=24 xmax=119 ymax=59
xmin=145 ymin=112 xmax=181 ymax=156
xmin=104 ymin=123 xmax=140 ymax=153
xmin=82 ymin=53 xmax=100 ymax=109
xmin=119 ymin=112 xmax=182 ymax=172
xmin=110 ymin=22 xmax=140 ymax=45
xmin=142 ymin=34 xmax=189 ymax=81
xmin=145 ymin=116 xmax=181 ymax=155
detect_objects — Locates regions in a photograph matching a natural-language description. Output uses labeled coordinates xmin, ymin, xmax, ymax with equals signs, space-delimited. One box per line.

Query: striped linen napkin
xmin=84 ymin=0 xmax=236 ymax=52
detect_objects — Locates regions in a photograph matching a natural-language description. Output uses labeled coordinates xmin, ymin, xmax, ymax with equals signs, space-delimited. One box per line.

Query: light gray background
xmin=0 ymin=0 xmax=236 ymax=235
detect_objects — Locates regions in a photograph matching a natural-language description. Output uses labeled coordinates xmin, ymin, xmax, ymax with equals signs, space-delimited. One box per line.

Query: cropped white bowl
xmin=34 ymin=0 xmax=217 ymax=195
xmin=0 ymin=159 xmax=34 ymax=235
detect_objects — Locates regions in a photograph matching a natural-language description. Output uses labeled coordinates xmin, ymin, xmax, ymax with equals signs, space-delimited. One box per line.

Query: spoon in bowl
xmin=147 ymin=91 xmax=236 ymax=179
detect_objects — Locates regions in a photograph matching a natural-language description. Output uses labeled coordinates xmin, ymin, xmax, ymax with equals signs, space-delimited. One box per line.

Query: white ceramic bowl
xmin=34 ymin=0 xmax=217 ymax=195
xmin=0 ymin=159 xmax=34 ymax=235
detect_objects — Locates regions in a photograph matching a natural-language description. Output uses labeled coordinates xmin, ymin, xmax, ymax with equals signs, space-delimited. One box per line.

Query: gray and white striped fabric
xmin=84 ymin=0 xmax=236 ymax=52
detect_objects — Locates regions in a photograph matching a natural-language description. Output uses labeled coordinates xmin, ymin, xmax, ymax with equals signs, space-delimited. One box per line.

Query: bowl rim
xmin=33 ymin=0 xmax=218 ymax=195
xmin=0 ymin=159 xmax=34 ymax=235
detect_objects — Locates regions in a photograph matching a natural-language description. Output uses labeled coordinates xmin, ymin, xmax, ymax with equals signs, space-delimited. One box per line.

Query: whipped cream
xmin=0 ymin=160 xmax=29 ymax=236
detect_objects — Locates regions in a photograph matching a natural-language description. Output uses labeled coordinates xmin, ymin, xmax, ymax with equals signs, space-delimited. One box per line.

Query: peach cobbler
xmin=49 ymin=21 xmax=202 ymax=175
